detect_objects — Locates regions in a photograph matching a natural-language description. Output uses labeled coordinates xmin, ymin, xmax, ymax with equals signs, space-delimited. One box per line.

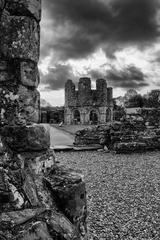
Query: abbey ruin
xmin=65 ymin=78 xmax=113 ymax=125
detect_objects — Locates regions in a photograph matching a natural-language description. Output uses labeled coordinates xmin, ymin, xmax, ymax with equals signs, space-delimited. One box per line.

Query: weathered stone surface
xmin=0 ymin=61 xmax=7 ymax=71
xmin=6 ymin=0 xmax=41 ymax=22
xmin=0 ymin=208 xmax=46 ymax=226
xmin=1 ymin=124 xmax=50 ymax=152
xmin=0 ymin=137 xmax=5 ymax=155
xmin=0 ymin=15 xmax=40 ymax=62
xmin=0 ymin=71 xmax=9 ymax=82
xmin=19 ymin=150 xmax=55 ymax=207
xmin=0 ymin=1 xmax=88 ymax=239
xmin=113 ymin=141 xmax=147 ymax=154
xmin=0 ymin=168 xmax=25 ymax=210
xmin=0 ymin=61 xmax=9 ymax=82
xmin=44 ymin=166 xmax=87 ymax=238
xmin=0 ymin=209 xmax=81 ymax=239
xmin=22 ymin=221 xmax=52 ymax=240
xmin=20 ymin=61 xmax=39 ymax=87
xmin=23 ymin=174 xmax=40 ymax=207
xmin=18 ymin=148 xmax=55 ymax=174
xmin=0 ymin=84 xmax=40 ymax=125
xmin=0 ymin=60 xmax=19 ymax=83
xmin=74 ymin=120 xmax=160 ymax=153
xmin=48 ymin=212 xmax=80 ymax=240
xmin=0 ymin=60 xmax=39 ymax=87
xmin=17 ymin=85 xmax=40 ymax=123
xmin=0 ymin=168 xmax=11 ymax=204
xmin=74 ymin=125 xmax=110 ymax=146
xmin=65 ymin=78 xmax=113 ymax=124
xmin=0 ymin=0 xmax=5 ymax=10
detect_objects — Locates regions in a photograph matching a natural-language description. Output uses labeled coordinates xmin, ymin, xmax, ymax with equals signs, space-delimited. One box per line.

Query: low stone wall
xmin=140 ymin=108 xmax=160 ymax=127
xmin=110 ymin=121 xmax=160 ymax=153
xmin=74 ymin=120 xmax=160 ymax=154
xmin=74 ymin=125 xmax=110 ymax=146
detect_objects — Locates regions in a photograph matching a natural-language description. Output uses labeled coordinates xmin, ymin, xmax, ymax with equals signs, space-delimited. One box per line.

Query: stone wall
xmin=65 ymin=78 xmax=113 ymax=108
xmin=0 ymin=1 xmax=87 ymax=239
xmin=40 ymin=107 xmax=64 ymax=124
xmin=74 ymin=119 xmax=160 ymax=154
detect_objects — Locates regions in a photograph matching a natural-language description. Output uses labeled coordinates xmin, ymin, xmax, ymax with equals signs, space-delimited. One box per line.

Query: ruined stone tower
xmin=65 ymin=78 xmax=113 ymax=125
xmin=0 ymin=1 xmax=87 ymax=239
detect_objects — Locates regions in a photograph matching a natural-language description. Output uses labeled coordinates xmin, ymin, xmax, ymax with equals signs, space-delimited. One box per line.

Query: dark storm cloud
xmin=40 ymin=64 xmax=75 ymax=91
xmin=41 ymin=0 xmax=160 ymax=60
xmin=106 ymin=65 xmax=149 ymax=89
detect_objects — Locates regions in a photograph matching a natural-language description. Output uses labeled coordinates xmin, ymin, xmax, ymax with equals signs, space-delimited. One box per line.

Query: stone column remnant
xmin=0 ymin=1 xmax=87 ymax=239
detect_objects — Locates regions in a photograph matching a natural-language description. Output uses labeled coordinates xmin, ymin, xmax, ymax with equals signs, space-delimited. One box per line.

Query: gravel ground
xmin=56 ymin=150 xmax=160 ymax=240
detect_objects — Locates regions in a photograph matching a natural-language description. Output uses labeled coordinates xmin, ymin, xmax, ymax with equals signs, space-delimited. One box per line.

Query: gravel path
xmin=56 ymin=151 xmax=160 ymax=240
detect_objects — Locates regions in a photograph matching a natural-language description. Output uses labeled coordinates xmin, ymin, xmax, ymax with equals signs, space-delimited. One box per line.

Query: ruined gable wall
xmin=77 ymin=78 xmax=92 ymax=106
xmin=65 ymin=78 xmax=111 ymax=108
xmin=64 ymin=78 xmax=113 ymax=124
xmin=96 ymin=79 xmax=107 ymax=106
xmin=107 ymin=87 xmax=113 ymax=107
xmin=65 ymin=79 xmax=77 ymax=107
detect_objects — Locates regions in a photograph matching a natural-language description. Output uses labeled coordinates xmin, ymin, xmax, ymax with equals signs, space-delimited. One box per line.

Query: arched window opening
xmin=90 ymin=110 xmax=98 ymax=124
xmin=73 ymin=109 xmax=81 ymax=124
xmin=106 ymin=108 xmax=111 ymax=122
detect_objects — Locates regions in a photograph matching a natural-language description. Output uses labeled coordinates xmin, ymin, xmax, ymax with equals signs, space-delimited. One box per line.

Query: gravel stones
xmin=56 ymin=151 xmax=160 ymax=239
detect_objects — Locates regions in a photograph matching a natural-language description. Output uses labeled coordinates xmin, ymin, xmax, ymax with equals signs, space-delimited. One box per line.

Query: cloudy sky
xmin=39 ymin=0 xmax=160 ymax=106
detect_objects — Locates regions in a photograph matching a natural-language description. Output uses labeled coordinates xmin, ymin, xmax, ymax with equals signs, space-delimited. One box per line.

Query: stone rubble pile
xmin=0 ymin=1 xmax=87 ymax=239
xmin=74 ymin=125 xmax=110 ymax=146
xmin=74 ymin=116 xmax=160 ymax=154
xmin=110 ymin=121 xmax=160 ymax=153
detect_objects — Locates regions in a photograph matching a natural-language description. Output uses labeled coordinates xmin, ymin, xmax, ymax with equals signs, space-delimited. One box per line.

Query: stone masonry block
xmin=20 ymin=61 xmax=39 ymax=87
xmin=0 ymin=208 xmax=46 ymax=227
xmin=0 ymin=60 xmax=11 ymax=82
xmin=0 ymin=84 xmax=40 ymax=125
xmin=1 ymin=124 xmax=50 ymax=152
xmin=0 ymin=60 xmax=19 ymax=83
xmin=0 ymin=168 xmax=12 ymax=205
xmin=44 ymin=166 xmax=87 ymax=238
xmin=0 ymin=209 xmax=80 ymax=239
xmin=0 ymin=15 xmax=40 ymax=63
xmin=23 ymin=173 xmax=40 ymax=207
xmin=18 ymin=85 xmax=40 ymax=123
xmin=18 ymin=148 xmax=55 ymax=175
xmin=6 ymin=0 xmax=41 ymax=22
xmin=0 ymin=60 xmax=39 ymax=87
xmin=21 ymin=221 xmax=53 ymax=240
